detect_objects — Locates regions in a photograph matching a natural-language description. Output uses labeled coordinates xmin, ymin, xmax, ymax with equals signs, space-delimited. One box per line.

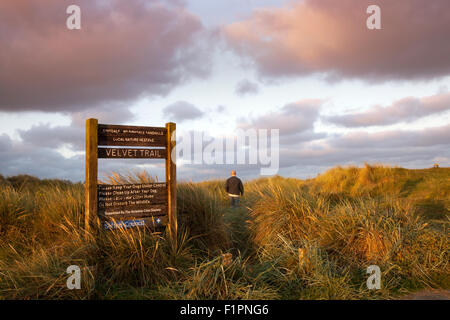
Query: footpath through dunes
xmin=223 ymin=204 xmax=255 ymax=258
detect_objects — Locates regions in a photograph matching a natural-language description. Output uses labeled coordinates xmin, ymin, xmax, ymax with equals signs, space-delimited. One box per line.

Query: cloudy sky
xmin=1 ymin=0 xmax=449 ymax=182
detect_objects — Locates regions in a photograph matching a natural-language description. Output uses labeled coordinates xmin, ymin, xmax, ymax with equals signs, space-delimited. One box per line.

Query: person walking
xmin=225 ymin=170 xmax=244 ymax=208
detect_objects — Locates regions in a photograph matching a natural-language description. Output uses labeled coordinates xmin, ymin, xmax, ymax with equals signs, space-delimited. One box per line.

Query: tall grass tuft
xmin=177 ymin=182 xmax=231 ymax=253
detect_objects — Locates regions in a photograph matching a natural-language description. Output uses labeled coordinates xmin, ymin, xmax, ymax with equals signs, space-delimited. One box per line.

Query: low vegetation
xmin=0 ymin=164 xmax=448 ymax=299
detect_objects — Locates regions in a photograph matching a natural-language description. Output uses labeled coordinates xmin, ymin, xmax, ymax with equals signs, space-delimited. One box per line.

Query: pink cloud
xmin=224 ymin=0 xmax=450 ymax=81
xmin=329 ymin=124 xmax=450 ymax=148
xmin=0 ymin=0 xmax=210 ymax=112
xmin=325 ymin=91 xmax=450 ymax=127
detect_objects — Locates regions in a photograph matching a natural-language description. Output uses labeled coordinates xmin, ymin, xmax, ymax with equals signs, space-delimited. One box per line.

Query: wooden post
xmin=165 ymin=122 xmax=177 ymax=241
xmin=85 ymin=118 xmax=98 ymax=236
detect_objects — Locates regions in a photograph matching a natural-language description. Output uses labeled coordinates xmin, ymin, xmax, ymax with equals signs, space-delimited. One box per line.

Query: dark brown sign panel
xmin=98 ymin=183 xmax=167 ymax=220
xmin=98 ymin=147 xmax=166 ymax=159
xmin=98 ymin=124 xmax=166 ymax=147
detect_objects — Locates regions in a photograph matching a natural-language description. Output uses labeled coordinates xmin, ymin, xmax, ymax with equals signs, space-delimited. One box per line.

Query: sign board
xmin=98 ymin=147 xmax=166 ymax=159
xmin=97 ymin=124 xmax=166 ymax=147
xmin=85 ymin=120 xmax=177 ymax=239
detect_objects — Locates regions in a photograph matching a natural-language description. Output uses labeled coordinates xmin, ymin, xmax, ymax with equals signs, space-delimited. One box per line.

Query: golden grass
xmin=0 ymin=165 xmax=448 ymax=299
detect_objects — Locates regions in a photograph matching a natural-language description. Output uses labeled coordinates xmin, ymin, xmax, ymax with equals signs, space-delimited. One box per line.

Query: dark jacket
xmin=225 ymin=176 xmax=244 ymax=196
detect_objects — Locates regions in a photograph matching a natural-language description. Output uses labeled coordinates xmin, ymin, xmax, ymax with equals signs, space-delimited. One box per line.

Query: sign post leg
xmin=85 ymin=118 xmax=98 ymax=237
xmin=165 ymin=122 xmax=177 ymax=242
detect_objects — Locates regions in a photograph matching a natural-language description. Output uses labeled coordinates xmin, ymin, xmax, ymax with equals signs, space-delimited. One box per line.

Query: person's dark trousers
xmin=230 ymin=196 xmax=240 ymax=208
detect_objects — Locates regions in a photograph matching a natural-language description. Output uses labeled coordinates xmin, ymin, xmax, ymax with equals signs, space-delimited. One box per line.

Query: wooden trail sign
xmin=85 ymin=120 xmax=176 ymax=239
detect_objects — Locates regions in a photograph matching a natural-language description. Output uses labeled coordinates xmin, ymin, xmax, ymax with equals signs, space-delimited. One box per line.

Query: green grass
xmin=0 ymin=165 xmax=448 ymax=299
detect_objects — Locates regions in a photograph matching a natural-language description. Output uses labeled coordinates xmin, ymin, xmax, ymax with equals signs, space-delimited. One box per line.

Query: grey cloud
xmin=235 ymin=79 xmax=259 ymax=96
xmin=237 ymin=99 xmax=323 ymax=136
xmin=329 ymin=124 xmax=450 ymax=149
xmin=70 ymin=103 xmax=136 ymax=127
xmin=0 ymin=132 xmax=167 ymax=181
xmin=163 ymin=101 xmax=205 ymax=122
xmin=276 ymin=124 xmax=450 ymax=171
xmin=279 ymin=130 xmax=328 ymax=146
xmin=0 ymin=134 xmax=13 ymax=151
xmin=278 ymin=146 xmax=449 ymax=174
xmin=17 ymin=104 xmax=136 ymax=151
xmin=18 ymin=124 xmax=84 ymax=151
xmin=0 ymin=134 xmax=84 ymax=181
xmin=216 ymin=105 xmax=226 ymax=113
